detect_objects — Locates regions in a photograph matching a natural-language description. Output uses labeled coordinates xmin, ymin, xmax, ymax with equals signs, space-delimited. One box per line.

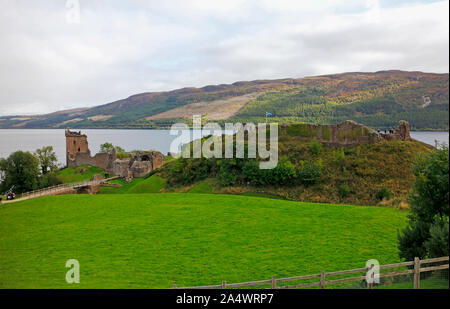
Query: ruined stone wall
xmin=65 ymin=129 xmax=90 ymax=166
xmin=280 ymin=120 xmax=411 ymax=146
xmin=66 ymin=128 xmax=166 ymax=179
xmin=379 ymin=120 xmax=411 ymax=142
xmin=66 ymin=151 xmax=115 ymax=170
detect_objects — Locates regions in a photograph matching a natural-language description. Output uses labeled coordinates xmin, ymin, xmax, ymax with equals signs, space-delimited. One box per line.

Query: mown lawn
xmin=98 ymin=175 xmax=166 ymax=194
xmin=375 ymin=276 xmax=449 ymax=289
xmin=0 ymin=194 xmax=408 ymax=288
xmin=54 ymin=165 xmax=107 ymax=183
xmin=187 ymin=181 xmax=212 ymax=194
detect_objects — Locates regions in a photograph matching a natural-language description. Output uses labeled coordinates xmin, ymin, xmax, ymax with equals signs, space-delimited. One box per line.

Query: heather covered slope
xmin=156 ymin=138 xmax=434 ymax=207
xmin=0 ymin=70 xmax=448 ymax=130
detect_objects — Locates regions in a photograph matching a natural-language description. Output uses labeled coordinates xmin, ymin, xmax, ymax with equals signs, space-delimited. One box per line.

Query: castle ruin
xmin=279 ymin=120 xmax=411 ymax=146
xmin=65 ymin=129 xmax=165 ymax=180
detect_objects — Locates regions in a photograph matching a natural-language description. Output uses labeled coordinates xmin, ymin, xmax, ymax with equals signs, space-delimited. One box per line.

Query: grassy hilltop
xmin=0 ymin=194 xmax=407 ymax=288
xmin=155 ymin=135 xmax=434 ymax=207
xmin=0 ymin=70 xmax=448 ymax=130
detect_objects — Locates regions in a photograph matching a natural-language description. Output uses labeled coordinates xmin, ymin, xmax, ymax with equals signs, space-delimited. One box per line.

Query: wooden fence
xmin=173 ymin=256 xmax=449 ymax=289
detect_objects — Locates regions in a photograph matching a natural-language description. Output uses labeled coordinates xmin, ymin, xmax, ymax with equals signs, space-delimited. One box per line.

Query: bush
xmin=376 ymin=187 xmax=392 ymax=201
xmin=167 ymin=158 xmax=213 ymax=186
xmin=39 ymin=172 xmax=62 ymax=189
xmin=242 ymin=160 xmax=265 ymax=185
xmin=298 ymin=160 xmax=322 ymax=186
xmin=219 ymin=160 xmax=239 ymax=186
xmin=339 ymin=183 xmax=351 ymax=198
xmin=270 ymin=159 xmax=297 ymax=186
xmin=310 ymin=140 xmax=322 ymax=156
xmin=424 ymin=219 xmax=449 ymax=258
xmin=333 ymin=149 xmax=346 ymax=171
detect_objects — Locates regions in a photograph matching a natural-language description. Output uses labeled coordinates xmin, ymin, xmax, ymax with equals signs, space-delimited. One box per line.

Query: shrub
xmin=298 ymin=160 xmax=322 ymax=186
xmin=219 ymin=160 xmax=238 ymax=186
xmin=333 ymin=149 xmax=346 ymax=171
xmin=39 ymin=172 xmax=62 ymax=189
xmin=270 ymin=159 xmax=297 ymax=186
xmin=166 ymin=158 xmax=212 ymax=186
xmin=310 ymin=140 xmax=322 ymax=156
xmin=242 ymin=160 xmax=264 ymax=185
xmin=376 ymin=187 xmax=392 ymax=201
xmin=339 ymin=183 xmax=351 ymax=198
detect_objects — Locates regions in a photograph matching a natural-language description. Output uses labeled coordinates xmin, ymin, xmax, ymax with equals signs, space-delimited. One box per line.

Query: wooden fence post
xmin=222 ymin=281 xmax=227 ymax=289
xmin=320 ymin=270 xmax=326 ymax=289
xmin=414 ymin=257 xmax=420 ymax=289
xmin=271 ymin=276 xmax=276 ymax=289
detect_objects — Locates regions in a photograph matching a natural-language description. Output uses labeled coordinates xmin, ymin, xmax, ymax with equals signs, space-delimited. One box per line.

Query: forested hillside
xmin=0 ymin=70 xmax=447 ymax=130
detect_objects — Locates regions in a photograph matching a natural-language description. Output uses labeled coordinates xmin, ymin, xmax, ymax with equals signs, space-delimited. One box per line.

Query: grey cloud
xmin=0 ymin=0 xmax=448 ymax=115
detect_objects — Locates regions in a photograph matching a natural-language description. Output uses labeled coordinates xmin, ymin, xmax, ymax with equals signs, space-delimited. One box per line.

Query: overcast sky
xmin=0 ymin=0 xmax=448 ymax=116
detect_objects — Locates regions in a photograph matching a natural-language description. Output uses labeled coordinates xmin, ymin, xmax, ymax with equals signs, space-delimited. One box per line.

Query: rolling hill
xmin=0 ymin=70 xmax=448 ymax=130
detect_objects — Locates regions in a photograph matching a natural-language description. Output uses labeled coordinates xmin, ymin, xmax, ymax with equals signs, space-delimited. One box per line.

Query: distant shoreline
xmin=0 ymin=127 xmax=448 ymax=132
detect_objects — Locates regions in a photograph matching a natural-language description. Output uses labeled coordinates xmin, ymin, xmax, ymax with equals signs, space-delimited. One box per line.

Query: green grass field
xmin=54 ymin=165 xmax=107 ymax=183
xmin=0 ymin=193 xmax=409 ymax=288
xmin=98 ymin=175 xmax=166 ymax=194
xmin=187 ymin=181 xmax=212 ymax=194
xmin=374 ymin=275 xmax=449 ymax=289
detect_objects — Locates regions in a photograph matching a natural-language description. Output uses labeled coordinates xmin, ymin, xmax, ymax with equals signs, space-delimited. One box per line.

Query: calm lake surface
xmin=0 ymin=129 xmax=448 ymax=165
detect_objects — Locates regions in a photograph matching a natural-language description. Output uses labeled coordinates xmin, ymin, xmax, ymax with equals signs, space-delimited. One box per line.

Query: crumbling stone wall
xmin=65 ymin=129 xmax=90 ymax=166
xmin=379 ymin=120 xmax=411 ymax=141
xmin=280 ymin=120 xmax=411 ymax=146
xmin=112 ymin=151 xmax=165 ymax=178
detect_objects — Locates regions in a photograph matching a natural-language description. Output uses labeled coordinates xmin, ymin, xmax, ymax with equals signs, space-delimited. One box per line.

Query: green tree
xmin=35 ymin=146 xmax=58 ymax=175
xmin=100 ymin=142 xmax=125 ymax=153
xmin=0 ymin=151 xmax=40 ymax=193
xmin=398 ymin=143 xmax=449 ymax=260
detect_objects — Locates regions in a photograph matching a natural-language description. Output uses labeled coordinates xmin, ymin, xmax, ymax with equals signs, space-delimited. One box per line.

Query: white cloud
xmin=0 ymin=0 xmax=448 ymax=115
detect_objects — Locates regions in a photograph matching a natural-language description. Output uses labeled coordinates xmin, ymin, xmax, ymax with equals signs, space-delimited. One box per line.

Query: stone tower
xmin=65 ymin=129 xmax=90 ymax=166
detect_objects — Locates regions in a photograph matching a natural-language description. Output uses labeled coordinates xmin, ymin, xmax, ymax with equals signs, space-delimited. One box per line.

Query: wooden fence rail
xmin=173 ymin=256 xmax=449 ymax=289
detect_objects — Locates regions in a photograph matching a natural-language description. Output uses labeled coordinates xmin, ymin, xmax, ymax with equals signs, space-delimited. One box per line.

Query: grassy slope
xmin=375 ymin=276 xmax=448 ymax=289
xmin=98 ymin=175 xmax=166 ymax=194
xmin=127 ymin=176 xmax=166 ymax=193
xmin=162 ymin=139 xmax=433 ymax=206
xmin=187 ymin=181 xmax=212 ymax=194
xmin=54 ymin=165 xmax=107 ymax=183
xmin=0 ymin=193 xmax=407 ymax=288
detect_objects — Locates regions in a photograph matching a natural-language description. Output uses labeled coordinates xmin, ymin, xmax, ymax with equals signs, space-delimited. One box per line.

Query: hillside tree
xmin=398 ymin=143 xmax=449 ymax=260
xmin=0 ymin=151 xmax=40 ymax=193
xmin=35 ymin=146 xmax=58 ymax=175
